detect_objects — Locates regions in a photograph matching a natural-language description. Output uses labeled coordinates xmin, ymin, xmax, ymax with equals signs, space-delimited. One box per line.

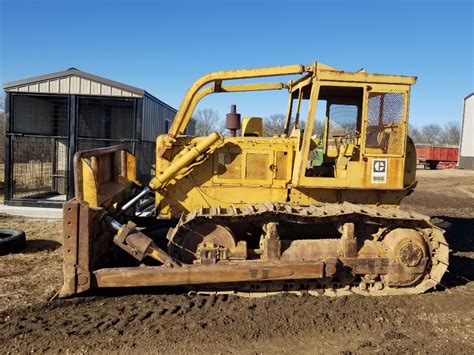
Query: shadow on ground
xmin=433 ymin=216 xmax=474 ymax=289
xmin=24 ymin=239 xmax=61 ymax=253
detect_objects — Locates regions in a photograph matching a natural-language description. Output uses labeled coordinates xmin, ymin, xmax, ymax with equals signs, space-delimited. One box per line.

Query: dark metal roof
xmin=3 ymin=68 xmax=146 ymax=96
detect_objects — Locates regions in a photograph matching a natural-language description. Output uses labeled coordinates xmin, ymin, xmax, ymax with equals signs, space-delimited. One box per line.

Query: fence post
xmin=4 ymin=93 xmax=13 ymax=202
xmin=134 ymin=98 xmax=143 ymax=181
xmin=67 ymin=95 xmax=77 ymax=200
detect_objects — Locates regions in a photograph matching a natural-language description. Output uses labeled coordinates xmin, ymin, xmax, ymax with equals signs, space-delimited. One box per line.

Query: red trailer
xmin=416 ymin=145 xmax=459 ymax=169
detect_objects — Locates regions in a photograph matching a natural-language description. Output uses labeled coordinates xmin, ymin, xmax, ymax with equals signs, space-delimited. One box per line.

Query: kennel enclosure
xmin=3 ymin=68 xmax=191 ymax=207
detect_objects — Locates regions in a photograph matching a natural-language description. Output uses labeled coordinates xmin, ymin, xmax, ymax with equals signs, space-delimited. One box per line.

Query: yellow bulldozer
xmin=60 ymin=62 xmax=449 ymax=297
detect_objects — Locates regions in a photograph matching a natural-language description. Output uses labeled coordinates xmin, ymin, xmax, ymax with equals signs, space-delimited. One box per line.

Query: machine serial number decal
xmin=371 ymin=159 xmax=387 ymax=183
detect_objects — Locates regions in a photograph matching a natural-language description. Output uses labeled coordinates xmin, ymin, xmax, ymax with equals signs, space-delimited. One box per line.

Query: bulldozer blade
xmin=61 ymin=198 xmax=116 ymax=297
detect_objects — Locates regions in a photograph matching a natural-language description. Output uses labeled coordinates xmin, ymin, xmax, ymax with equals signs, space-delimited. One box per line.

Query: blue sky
xmin=1 ymin=0 xmax=472 ymax=128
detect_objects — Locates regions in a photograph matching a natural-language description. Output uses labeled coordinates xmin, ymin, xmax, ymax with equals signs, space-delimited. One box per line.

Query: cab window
xmin=306 ymin=86 xmax=363 ymax=177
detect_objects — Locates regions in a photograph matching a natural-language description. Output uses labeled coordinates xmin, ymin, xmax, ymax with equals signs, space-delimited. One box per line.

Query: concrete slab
xmin=0 ymin=204 xmax=62 ymax=219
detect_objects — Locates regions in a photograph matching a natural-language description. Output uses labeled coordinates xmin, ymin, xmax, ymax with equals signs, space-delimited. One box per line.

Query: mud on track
xmin=1 ymin=169 xmax=473 ymax=353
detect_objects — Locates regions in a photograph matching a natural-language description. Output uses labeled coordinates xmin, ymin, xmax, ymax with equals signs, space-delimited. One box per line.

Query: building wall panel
xmin=80 ymin=78 xmax=90 ymax=94
xmin=460 ymin=95 xmax=473 ymax=156
xmin=5 ymin=75 xmax=142 ymax=98
xmin=91 ymin=81 xmax=100 ymax=95
xmin=70 ymin=76 xmax=80 ymax=93
xmin=111 ymin=87 xmax=121 ymax=96
xmin=459 ymin=156 xmax=474 ymax=170
xmin=142 ymin=94 xmax=177 ymax=142
xmin=50 ymin=79 xmax=59 ymax=93
xmin=459 ymin=94 xmax=474 ymax=170
xmin=60 ymin=77 xmax=69 ymax=93
xmin=39 ymin=82 xmax=49 ymax=92
xmin=29 ymin=83 xmax=39 ymax=92
xmin=101 ymin=84 xmax=112 ymax=96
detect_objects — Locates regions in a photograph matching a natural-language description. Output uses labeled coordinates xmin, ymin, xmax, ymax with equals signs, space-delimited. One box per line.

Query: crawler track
xmin=167 ymin=202 xmax=449 ymax=296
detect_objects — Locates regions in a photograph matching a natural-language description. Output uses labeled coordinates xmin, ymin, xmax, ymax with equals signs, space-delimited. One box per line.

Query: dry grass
xmin=1 ymin=161 xmax=57 ymax=190
xmin=12 ymin=161 xmax=54 ymax=189
xmin=0 ymin=215 xmax=62 ymax=312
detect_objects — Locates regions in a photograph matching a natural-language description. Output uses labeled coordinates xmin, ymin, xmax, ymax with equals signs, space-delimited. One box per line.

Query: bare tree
xmin=312 ymin=120 xmax=324 ymax=138
xmin=263 ymin=114 xmax=286 ymax=137
xmin=193 ymin=108 xmax=221 ymax=136
xmin=261 ymin=114 xmax=327 ymax=138
xmin=408 ymin=125 xmax=423 ymax=143
xmin=440 ymin=121 xmax=461 ymax=145
xmin=0 ymin=93 xmax=5 ymax=112
xmin=421 ymin=123 xmax=442 ymax=144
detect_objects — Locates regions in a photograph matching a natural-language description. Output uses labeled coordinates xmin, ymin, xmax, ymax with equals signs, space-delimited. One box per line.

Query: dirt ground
xmin=0 ymin=169 xmax=473 ymax=354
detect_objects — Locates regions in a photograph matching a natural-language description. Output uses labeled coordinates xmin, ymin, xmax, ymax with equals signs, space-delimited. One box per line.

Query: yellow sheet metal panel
xmin=290 ymin=187 xmax=409 ymax=207
xmin=241 ymin=117 xmax=263 ymax=137
xmin=216 ymin=152 xmax=242 ymax=179
xmin=152 ymin=61 xmax=417 ymax=218
xmin=157 ymin=136 xmax=295 ymax=218
xmin=245 ymin=153 xmax=270 ymax=181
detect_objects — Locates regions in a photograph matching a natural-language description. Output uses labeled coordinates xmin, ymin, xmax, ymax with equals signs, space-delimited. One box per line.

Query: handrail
xmin=167 ymin=64 xmax=310 ymax=138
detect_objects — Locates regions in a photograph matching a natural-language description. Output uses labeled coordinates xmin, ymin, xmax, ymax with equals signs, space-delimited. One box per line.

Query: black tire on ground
xmin=0 ymin=229 xmax=27 ymax=255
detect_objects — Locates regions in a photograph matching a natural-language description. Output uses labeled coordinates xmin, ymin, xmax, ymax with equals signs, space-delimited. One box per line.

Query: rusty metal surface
xmin=226 ymin=104 xmax=241 ymax=137
xmin=60 ymin=199 xmax=97 ymax=297
xmin=180 ymin=223 xmax=236 ymax=264
xmin=93 ymin=261 xmax=326 ymax=288
xmin=167 ymin=201 xmax=449 ymax=295
xmin=261 ymin=222 xmax=281 ymax=260
xmin=281 ymin=239 xmax=339 ymax=260
xmin=60 ymin=198 xmax=118 ymax=297
xmin=61 ymin=200 xmax=80 ymax=297
xmin=60 ymin=199 xmax=448 ymax=297
xmin=113 ymin=221 xmax=178 ymax=267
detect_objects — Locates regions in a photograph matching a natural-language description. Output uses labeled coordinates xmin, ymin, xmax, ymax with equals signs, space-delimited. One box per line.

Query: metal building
xmin=459 ymin=93 xmax=474 ymax=170
xmin=3 ymin=68 xmax=189 ymax=207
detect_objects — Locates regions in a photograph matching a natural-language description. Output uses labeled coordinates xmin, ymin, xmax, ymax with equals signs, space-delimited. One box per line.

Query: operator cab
xmin=306 ymin=86 xmax=363 ymax=177
xmin=284 ymin=80 xmax=363 ymax=178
